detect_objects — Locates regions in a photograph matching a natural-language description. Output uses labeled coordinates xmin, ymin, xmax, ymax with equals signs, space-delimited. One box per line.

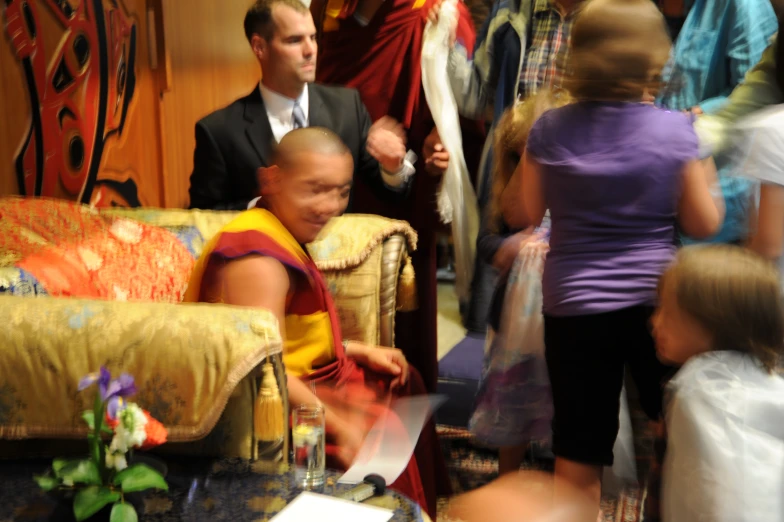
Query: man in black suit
xmin=188 ymin=0 xmax=412 ymax=211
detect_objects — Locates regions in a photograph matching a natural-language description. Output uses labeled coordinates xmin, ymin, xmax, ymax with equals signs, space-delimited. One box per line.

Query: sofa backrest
xmin=1 ymin=198 xmax=418 ymax=347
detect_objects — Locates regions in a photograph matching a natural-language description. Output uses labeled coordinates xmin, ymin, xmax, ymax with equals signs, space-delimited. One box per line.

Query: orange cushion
xmin=0 ymin=197 xmax=194 ymax=302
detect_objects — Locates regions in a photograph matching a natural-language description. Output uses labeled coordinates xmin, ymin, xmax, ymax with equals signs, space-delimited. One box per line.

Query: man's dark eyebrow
xmin=283 ymin=31 xmax=317 ymax=40
xmin=305 ymin=180 xmax=353 ymax=188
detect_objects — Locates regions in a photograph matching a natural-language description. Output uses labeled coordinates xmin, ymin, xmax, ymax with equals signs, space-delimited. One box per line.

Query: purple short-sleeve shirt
xmin=527 ymin=102 xmax=699 ymax=316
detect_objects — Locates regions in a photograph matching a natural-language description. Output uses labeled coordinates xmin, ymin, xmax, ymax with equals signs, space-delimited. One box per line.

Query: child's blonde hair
xmin=488 ymin=89 xmax=572 ymax=232
xmin=565 ymin=0 xmax=671 ymax=102
xmin=660 ymin=245 xmax=784 ymax=372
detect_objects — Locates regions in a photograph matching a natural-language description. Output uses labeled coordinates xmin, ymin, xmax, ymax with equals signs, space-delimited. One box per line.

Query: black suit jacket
xmin=188 ymin=83 xmax=405 ymax=211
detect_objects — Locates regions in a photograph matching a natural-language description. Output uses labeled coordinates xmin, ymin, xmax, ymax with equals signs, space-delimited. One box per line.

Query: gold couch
xmin=0 ymin=202 xmax=417 ymax=459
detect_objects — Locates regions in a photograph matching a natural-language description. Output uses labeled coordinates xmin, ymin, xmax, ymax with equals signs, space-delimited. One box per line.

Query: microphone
xmin=336 ymin=474 xmax=386 ymax=503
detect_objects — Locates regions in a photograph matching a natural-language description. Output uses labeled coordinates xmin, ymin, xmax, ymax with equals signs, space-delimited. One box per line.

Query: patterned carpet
xmin=436 ymin=404 xmax=655 ymax=521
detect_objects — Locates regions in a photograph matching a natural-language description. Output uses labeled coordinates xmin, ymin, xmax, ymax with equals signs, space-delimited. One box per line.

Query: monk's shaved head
xmin=257 ymin=126 xmax=354 ymax=243
xmin=273 ymin=127 xmax=352 ymax=168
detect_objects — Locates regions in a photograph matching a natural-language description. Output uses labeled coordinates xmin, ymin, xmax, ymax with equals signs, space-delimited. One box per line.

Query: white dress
xmin=662 ymin=351 xmax=784 ymax=522
xmin=732 ymin=103 xmax=784 ymax=276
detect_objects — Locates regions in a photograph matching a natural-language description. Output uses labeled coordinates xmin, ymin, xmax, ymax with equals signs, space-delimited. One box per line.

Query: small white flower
xmin=109 ymin=433 xmax=128 ymax=455
xmin=115 ymin=403 xmax=148 ymax=450
xmin=105 ymin=451 xmax=128 ymax=471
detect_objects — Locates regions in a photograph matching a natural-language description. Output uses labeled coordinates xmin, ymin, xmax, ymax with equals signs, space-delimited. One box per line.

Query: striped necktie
xmin=292 ymin=101 xmax=306 ymax=129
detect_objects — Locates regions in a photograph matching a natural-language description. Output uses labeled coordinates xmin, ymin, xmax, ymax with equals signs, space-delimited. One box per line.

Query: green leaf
xmin=112 ymin=463 xmax=168 ymax=493
xmin=52 ymin=458 xmax=70 ymax=477
xmin=110 ymin=502 xmax=138 ymax=522
xmin=34 ymin=474 xmax=59 ymax=491
xmin=59 ymin=459 xmax=102 ymax=486
xmin=73 ymin=486 xmax=120 ymax=521
xmin=82 ymin=411 xmax=95 ymax=430
xmin=85 ymin=411 xmax=115 ymax=434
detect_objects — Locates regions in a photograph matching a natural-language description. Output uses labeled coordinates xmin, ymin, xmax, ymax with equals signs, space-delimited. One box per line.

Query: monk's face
xmin=263 ymin=150 xmax=353 ymax=244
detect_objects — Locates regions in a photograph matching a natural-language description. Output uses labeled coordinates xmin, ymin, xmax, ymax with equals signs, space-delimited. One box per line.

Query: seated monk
xmin=184 ymin=127 xmax=448 ymax=517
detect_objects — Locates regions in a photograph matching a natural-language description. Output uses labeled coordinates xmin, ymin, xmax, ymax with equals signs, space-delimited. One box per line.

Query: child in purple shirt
xmin=501 ymin=0 xmax=724 ymax=519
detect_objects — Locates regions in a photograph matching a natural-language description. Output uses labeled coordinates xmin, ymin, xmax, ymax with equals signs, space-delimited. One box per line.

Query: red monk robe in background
xmin=312 ymin=0 xmax=483 ymax=402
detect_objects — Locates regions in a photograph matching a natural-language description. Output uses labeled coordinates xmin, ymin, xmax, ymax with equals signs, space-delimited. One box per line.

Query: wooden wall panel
xmin=0 ymin=1 xmax=69 ymax=198
xmin=2 ymin=0 xmax=262 ymax=208
xmin=0 ymin=0 xmax=164 ymax=207
xmin=96 ymin=0 xmax=166 ymax=207
xmin=0 ymin=17 xmax=28 ymax=198
xmin=158 ymin=0 xmax=260 ymax=209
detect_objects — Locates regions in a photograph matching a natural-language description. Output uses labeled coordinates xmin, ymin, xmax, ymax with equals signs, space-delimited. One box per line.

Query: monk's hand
xmin=333 ymin=420 xmax=365 ymax=469
xmin=348 ymin=342 xmax=409 ymax=389
xmin=423 ymin=127 xmax=449 ymax=177
xmin=367 ymin=116 xmax=407 ymax=173
xmin=366 ymin=347 xmax=409 ymax=389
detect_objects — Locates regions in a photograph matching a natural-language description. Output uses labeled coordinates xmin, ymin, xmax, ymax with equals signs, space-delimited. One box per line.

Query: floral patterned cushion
xmin=0 ymin=197 xmax=194 ymax=302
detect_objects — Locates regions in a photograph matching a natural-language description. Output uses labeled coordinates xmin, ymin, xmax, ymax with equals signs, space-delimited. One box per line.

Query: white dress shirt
xmin=259 ymin=83 xmax=310 ymax=144
xmin=249 ymin=83 xmax=410 ymax=208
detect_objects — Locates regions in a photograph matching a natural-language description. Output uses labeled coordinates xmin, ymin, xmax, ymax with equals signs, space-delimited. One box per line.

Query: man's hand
xmin=367 ymin=116 xmax=407 ymax=173
xmin=423 ymin=127 xmax=450 ymax=177
xmin=426 ymin=0 xmax=457 ymax=46
xmin=346 ymin=342 xmax=409 ymax=389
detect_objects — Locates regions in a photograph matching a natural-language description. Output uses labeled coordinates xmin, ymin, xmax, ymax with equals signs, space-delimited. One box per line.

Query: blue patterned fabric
xmin=0 ymin=268 xmax=49 ymax=297
xmin=657 ymin=0 xmax=777 ymax=244
xmin=162 ymin=225 xmax=205 ymax=258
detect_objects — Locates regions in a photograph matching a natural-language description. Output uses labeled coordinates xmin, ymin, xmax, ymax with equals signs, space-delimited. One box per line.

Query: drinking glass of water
xmin=292 ymin=404 xmax=325 ymax=489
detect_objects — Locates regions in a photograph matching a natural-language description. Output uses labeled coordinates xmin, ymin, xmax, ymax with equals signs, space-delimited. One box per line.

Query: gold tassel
xmin=396 ymin=255 xmax=418 ymax=312
xmin=254 ymin=359 xmax=284 ymax=442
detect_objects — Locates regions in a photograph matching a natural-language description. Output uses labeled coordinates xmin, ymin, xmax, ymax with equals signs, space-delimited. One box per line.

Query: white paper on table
xmin=270 ymin=491 xmax=393 ymax=522
xmin=339 ymin=395 xmax=447 ymax=485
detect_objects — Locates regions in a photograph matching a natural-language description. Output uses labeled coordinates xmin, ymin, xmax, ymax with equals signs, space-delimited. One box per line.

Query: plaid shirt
xmin=518 ymin=0 xmax=577 ymax=98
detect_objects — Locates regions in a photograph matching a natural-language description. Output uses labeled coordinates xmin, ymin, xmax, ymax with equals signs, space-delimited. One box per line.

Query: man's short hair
xmin=244 ymin=0 xmax=309 ymax=42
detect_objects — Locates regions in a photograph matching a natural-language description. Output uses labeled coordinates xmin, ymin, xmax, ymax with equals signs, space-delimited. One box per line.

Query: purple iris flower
xmin=78 ymin=367 xmax=112 ymax=397
xmin=107 ymin=396 xmax=128 ymax=420
xmin=105 ymin=373 xmax=137 ymax=400
xmin=78 ymin=367 xmax=137 ymax=419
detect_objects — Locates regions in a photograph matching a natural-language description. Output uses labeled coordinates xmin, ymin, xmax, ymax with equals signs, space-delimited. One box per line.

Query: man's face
xmin=261 ymin=5 xmax=317 ymax=86
xmin=265 ymin=151 xmax=353 ymax=244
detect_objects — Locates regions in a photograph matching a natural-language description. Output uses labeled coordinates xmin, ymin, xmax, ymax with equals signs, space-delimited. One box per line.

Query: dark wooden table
xmin=0 ymin=457 xmax=425 ymax=521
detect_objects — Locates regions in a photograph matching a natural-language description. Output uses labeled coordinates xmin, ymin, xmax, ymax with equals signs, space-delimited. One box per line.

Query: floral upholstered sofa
xmin=0 ymin=197 xmax=417 ymax=460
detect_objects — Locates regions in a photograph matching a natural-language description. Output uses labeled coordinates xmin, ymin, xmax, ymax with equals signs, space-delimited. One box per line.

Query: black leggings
xmin=544 ymin=305 xmax=675 ymax=466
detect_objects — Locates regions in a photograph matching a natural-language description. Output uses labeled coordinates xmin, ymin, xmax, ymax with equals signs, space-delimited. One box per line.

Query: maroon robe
xmin=315 ymin=0 xmax=480 ymax=398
